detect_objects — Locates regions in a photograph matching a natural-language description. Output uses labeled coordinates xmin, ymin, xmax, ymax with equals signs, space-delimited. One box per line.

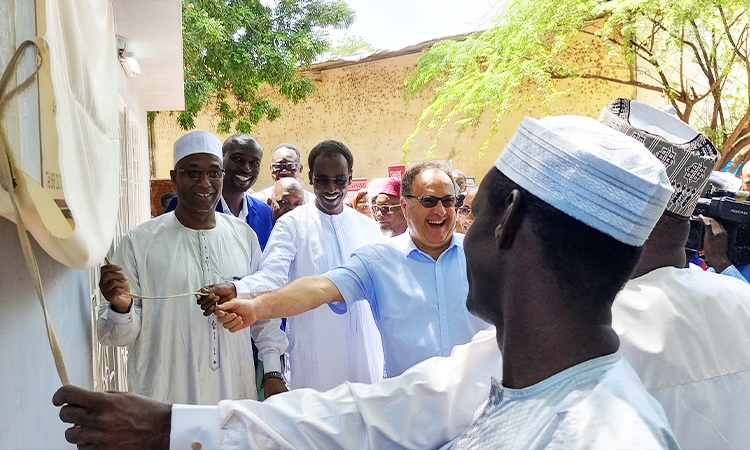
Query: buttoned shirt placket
xmin=199 ymin=229 xmax=220 ymax=371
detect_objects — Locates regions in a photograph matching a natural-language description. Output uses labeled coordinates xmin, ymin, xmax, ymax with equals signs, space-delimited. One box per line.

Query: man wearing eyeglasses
xmin=251 ymin=143 xmax=314 ymax=204
xmin=96 ymin=130 xmax=288 ymax=404
xmin=164 ymin=134 xmax=274 ymax=249
xmin=200 ymin=161 xmax=488 ymax=379
xmin=371 ymin=177 xmax=408 ymax=237
xmin=204 ymin=140 xmax=385 ymax=391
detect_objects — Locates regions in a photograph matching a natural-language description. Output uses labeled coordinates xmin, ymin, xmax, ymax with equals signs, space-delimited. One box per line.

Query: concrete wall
xmin=151 ymin=26 xmax=634 ymax=190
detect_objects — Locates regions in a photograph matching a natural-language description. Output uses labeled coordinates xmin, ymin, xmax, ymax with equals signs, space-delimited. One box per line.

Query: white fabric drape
xmin=0 ymin=0 xmax=120 ymax=269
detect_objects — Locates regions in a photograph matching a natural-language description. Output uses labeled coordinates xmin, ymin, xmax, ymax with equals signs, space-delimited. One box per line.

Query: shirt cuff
xmin=102 ymin=304 xmax=134 ymax=323
xmin=170 ymin=404 xmax=221 ymax=450
xmin=232 ymin=279 xmax=253 ymax=296
xmin=261 ymin=352 xmax=282 ymax=373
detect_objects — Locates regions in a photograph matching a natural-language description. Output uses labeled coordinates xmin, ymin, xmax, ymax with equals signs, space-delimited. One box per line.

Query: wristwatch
xmin=261 ymin=371 xmax=284 ymax=386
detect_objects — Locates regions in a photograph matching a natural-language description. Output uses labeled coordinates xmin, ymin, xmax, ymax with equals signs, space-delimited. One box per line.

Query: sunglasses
xmin=371 ymin=204 xmax=402 ymax=215
xmin=271 ymin=162 xmax=300 ymax=171
xmin=312 ymin=175 xmax=349 ymax=187
xmin=404 ymin=194 xmax=457 ymax=208
xmin=177 ymin=169 xmax=224 ymax=180
xmin=457 ymin=206 xmax=472 ymax=216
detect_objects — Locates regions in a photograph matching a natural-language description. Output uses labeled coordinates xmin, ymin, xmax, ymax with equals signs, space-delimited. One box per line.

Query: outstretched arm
xmin=212 ymin=275 xmax=343 ymax=332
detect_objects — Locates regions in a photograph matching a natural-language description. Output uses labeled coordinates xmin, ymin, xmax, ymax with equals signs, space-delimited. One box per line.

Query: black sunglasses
xmin=271 ymin=162 xmax=299 ymax=171
xmin=312 ymin=175 xmax=349 ymax=187
xmin=404 ymin=194 xmax=457 ymax=208
xmin=177 ymin=169 xmax=224 ymax=180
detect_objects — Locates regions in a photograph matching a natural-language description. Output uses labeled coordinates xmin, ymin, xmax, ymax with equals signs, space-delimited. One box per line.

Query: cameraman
xmin=698 ymin=215 xmax=748 ymax=282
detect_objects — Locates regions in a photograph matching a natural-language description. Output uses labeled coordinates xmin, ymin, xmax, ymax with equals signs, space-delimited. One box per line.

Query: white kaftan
xmin=170 ymin=327 xmax=502 ymax=449
xmin=234 ymin=202 xmax=385 ymax=390
xmin=97 ymin=213 xmax=287 ymax=404
xmin=614 ymin=266 xmax=750 ymax=449
xmin=448 ymin=354 xmax=678 ymax=449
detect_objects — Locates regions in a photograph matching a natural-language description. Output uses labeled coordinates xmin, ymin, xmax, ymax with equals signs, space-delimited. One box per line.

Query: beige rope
xmin=0 ymin=39 xmax=70 ymax=386
xmin=121 ymin=292 xmax=204 ymax=300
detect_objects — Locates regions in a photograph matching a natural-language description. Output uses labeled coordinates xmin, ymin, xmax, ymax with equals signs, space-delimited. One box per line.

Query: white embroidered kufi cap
xmin=599 ymin=98 xmax=720 ymax=216
xmin=173 ymin=130 xmax=224 ymax=166
xmin=495 ymin=115 xmax=673 ymax=246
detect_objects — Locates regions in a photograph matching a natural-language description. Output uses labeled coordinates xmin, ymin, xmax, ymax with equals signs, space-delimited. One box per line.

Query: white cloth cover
xmin=0 ymin=0 xmax=120 ymax=269
xmin=613 ymin=266 xmax=750 ymax=449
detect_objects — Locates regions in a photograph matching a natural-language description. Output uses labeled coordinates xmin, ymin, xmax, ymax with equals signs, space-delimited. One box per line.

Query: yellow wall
xmin=151 ymin=29 xmax=634 ymax=189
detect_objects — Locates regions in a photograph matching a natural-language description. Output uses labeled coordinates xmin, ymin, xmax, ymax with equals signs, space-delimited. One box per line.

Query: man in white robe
xmin=54 ymin=116 xmax=679 ymax=449
xmin=207 ymin=139 xmax=384 ymax=390
xmin=97 ymin=130 xmax=287 ymax=404
xmin=601 ymin=98 xmax=750 ymax=448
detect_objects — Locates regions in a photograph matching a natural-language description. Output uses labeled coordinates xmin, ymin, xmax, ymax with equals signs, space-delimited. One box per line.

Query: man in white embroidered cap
xmin=601 ymin=98 xmax=750 ymax=448
xmin=54 ymin=117 xmax=678 ymax=449
xmin=96 ymin=130 xmax=288 ymax=405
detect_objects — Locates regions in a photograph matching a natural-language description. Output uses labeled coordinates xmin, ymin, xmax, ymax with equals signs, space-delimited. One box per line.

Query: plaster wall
xmin=152 ymin=27 xmax=634 ymax=189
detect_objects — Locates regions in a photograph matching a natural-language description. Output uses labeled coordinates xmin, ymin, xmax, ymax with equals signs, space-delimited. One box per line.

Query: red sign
xmin=348 ymin=177 xmax=368 ymax=192
xmin=387 ymin=164 xmax=406 ymax=179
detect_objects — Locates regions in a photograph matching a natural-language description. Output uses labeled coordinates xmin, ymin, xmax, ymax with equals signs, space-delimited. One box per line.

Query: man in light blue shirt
xmin=326 ymin=228 xmax=486 ymax=376
xmin=199 ymin=161 xmax=488 ymax=376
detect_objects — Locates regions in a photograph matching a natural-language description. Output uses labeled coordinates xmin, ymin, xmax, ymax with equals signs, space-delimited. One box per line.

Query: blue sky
xmin=329 ymin=0 xmax=501 ymax=50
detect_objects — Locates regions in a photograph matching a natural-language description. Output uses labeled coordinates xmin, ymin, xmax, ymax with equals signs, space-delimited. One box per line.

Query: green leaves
xmin=177 ymin=0 xmax=354 ymax=132
xmin=404 ymin=0 xmax=750 ymax=163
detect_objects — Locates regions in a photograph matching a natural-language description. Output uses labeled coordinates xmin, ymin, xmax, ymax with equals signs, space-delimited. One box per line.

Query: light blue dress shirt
xmin=325 ymin=232 xmax=489 ymax=377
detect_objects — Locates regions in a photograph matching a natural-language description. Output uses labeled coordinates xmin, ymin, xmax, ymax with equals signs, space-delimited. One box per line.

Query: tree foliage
xmin=405 ymin=0 xmax=750 ymax=169
xmin=327 ymin=35 xmax=375 ymax=59
xmin=179 ymin=0 xmax=354 ymax=133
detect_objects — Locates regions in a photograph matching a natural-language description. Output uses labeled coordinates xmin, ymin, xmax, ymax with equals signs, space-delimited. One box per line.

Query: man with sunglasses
xmin=96 ymin=130 xmax=287 ymax=404
xmin=204 ymin=140 xmax=385 ymax=391
xmin=251 ymin=143 xmax=314 ymax=204
xmin=200 ymin=161 xmax=488 ymax=379
xmin=164 ymin=134 xmax=274 ymax=249
xmin=371 ymin=177 xmax=408 ymax=237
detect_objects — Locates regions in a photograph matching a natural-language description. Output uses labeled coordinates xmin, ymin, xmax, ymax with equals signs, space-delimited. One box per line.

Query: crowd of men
xmin=53 ymin=98 xmax=750 ymax=449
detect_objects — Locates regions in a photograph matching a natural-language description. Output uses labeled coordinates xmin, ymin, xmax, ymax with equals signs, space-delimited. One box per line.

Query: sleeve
xmin=247 ymin=319 xmax=288 ymax=373
xmin=96 ymin=234 xmax=143 ymax=346
xmin=233 ymin=216 xmax=297 ymax=295
xmin=719 ymin=265 xmax=749 ymax=283
xmin=169 ymin=328 xmax=501 ymax=449
xmin=323 ymin=253 xmax=374 ymax=315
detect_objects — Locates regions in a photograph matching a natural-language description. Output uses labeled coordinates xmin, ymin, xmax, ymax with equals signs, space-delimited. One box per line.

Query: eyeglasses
xmin=371 ymin=204 xmax=402 ymax=215
xmin=312 ymin=175 xmax=349 ymax=187
xmin=177 ymin=169 xmax=224 ymax=180
xmin=404 ymin=194 xmax=457 ymax=208
xmin=271 ymin=162 xmax=300 ymax=171
xmin=457 ymin=206 xmax=472 ymax=216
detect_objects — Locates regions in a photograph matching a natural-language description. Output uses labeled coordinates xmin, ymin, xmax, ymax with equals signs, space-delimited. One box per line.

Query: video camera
xmin=687 ymin=189 xmax=750 ymax=267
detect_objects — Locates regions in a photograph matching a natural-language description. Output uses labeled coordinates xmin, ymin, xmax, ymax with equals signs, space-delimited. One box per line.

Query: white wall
xmin=0 ymin=0 xmax=149 ymax=447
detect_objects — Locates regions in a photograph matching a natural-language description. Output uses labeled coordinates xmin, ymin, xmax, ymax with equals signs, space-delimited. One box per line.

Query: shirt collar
xmin=399 ymin=231 xmax=461 ymax=259
xmin=218 ymin=195 xmax=249 ymax=222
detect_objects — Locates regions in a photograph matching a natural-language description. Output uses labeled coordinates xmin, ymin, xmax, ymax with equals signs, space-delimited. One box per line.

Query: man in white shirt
xmin=601 ymin=98 xmax=750 ymax=448
xmin=54 ymin=116 xmax=678 ymax=449
xmin=96 ymin=130 xmax=287 ymax=404
xmin=208 ymin=140 xmax=384 ymax=391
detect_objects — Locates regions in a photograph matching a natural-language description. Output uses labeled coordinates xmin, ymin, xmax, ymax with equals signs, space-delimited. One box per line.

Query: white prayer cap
xmin=173 ymin=130 xmax=223 ymax=166
xmin=600 ymin=99 xmax=720 ymax=217
xmin=495 ymin=115 xmax=673 ymax=246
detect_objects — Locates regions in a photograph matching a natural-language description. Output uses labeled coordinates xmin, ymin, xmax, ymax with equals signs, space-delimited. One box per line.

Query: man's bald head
xmin=270 ymin=177 xmax=305 ymax=223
